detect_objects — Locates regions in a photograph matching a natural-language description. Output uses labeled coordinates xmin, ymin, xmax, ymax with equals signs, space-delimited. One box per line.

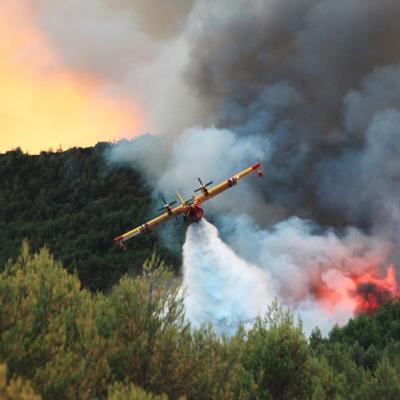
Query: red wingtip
xmin=114 ymin=236 xmax=127 ymax=250
xmin=251 ymin=162 xmax=263 ymax=177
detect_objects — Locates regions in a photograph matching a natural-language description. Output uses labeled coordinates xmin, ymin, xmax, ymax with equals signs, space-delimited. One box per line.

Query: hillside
xmin=0 ymin=143 xmax=175 ymax=291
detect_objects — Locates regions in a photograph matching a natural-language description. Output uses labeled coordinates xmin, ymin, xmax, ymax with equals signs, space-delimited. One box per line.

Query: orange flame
xmin=351 ymin=265 xmax=399 ymax=315
xmin=0 ymin=3 xmax=143 ymax=154
xmin=313 ymin=264 xmax=399 ymax=317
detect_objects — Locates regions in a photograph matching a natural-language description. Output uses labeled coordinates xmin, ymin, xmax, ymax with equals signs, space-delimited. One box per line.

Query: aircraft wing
xmin=114 ymin=202 xmax=186 ymax=246
xmin=193 ymin=162 xmax=263 ymax=205
xmin=114 ymin=162 xmax=263 ymax=248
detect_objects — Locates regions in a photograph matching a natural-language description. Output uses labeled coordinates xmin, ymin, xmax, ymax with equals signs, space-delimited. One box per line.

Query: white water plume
xmin=182 ymin=218 xmax=276 ymax=336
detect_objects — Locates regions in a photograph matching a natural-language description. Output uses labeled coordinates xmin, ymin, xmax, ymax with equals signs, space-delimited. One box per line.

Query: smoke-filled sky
xmin=103 ymin=0 xmax=400 ymax=233
xmin=4 ymin=0 xmax=400 ymax=332
xmin=106 ymin=0 xmax=400 ymax=333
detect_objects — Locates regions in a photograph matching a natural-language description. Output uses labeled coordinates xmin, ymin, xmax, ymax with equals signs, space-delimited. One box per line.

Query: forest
xmin=0 ymin=145 xmax=175 ymax=292
xmin=1 ymin=146 xmax=400 ymax=399
xmin=1 ymin=243 xmax=400 ymax=399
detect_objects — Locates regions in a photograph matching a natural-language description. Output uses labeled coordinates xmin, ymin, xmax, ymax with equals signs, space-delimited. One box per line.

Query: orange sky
xmin=0 ymin=3 xmax=143 ymax=154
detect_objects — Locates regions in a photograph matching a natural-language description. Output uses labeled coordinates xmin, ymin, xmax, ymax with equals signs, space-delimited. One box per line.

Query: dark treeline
xmin=1 ymin=244 xmax=400 ymax=400
xmin=0 ymin=144 xmax=175 ymax=291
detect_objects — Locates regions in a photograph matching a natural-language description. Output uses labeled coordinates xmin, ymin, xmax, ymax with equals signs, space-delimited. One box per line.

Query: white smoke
xmin=182 ymin=215 xmax=391 ymax=335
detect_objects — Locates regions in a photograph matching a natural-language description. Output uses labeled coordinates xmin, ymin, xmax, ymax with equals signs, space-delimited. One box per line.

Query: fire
xmin=352 ymin=265 xmax=399 ymax=315
xmin=314 ymin=264 xmax=400 ymax=317
xmin=0 ymin=2 xmax=143 ymax=154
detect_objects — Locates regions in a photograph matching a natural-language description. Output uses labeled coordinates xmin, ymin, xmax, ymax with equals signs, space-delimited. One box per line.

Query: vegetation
xmin=1 ymin=243 xmax=400 ymax=399
xmin=0 ymin=145 xmax=175 ymax=291
xmin=0 ymin=364 xmax=40 ymax=400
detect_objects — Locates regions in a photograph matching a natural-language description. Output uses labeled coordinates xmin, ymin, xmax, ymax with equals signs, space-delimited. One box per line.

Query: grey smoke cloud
xmin=318 ymin=108 xmax=400 ymax=235
xmin=199 ymin=0 xmax=399 ymax=231
xmin=101 ymin=0 xmax=400 ymax=256
xmin=344 ymin=65 xmax=400 ymax=136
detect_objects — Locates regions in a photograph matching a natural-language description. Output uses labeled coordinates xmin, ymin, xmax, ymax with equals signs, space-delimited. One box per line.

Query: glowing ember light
xmin=313 ymin=264 xmax=399 ymax=318
xmin=352 ymin=265 xmax=400 ymax=315
xmin=0 ymin=2 xmax=143 ymax=154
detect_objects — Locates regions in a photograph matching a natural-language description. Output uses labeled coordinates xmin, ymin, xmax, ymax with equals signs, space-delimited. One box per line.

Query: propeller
xmin=194 ymin=177 xmax=214 ymax=193
xmin=158 ymin=195 xmax=177 ymax=212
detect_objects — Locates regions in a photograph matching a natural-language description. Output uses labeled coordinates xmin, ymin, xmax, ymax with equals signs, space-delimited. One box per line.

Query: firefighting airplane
xmin=114 ymin=162 xmax=264 ymax=249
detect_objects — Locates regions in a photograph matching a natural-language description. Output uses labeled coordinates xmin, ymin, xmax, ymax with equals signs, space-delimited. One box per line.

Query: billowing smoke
xmin=213 ymin=214 xmax=397 ymax=334
xmin=182 ymin=215 xmax=396 ymax=335
xmin=24 ymin=0 xmax=207 ymax=135
xmin=30 ymin=0 xmax=400 ymax=333
xmin=186 ymin=0 xmax=400 ymax=231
